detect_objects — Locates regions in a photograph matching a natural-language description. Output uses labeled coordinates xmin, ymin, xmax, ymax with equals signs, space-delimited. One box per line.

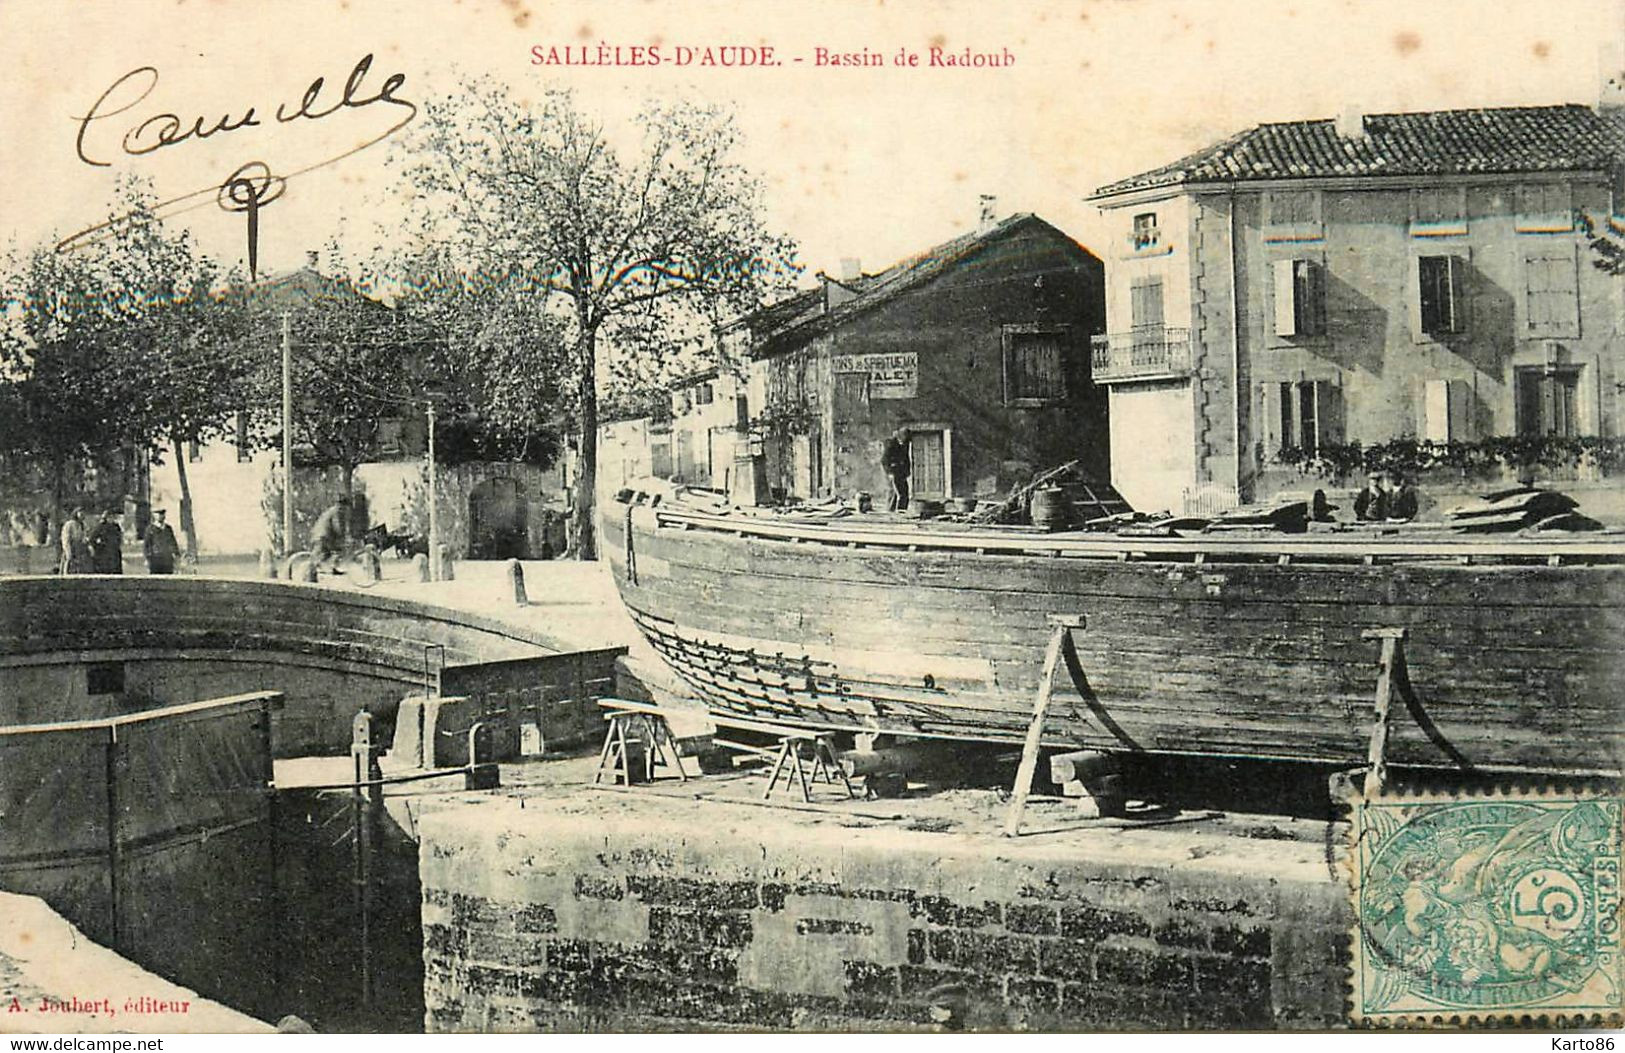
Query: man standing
xmin=143 ymin=508 xmax=181 ymax=575
xmin=90 ymin=508 xmax=124 ymax=574
xmin=881 ymin=428 xmax=912 ymax=512
xmin=59 ymin=507 xmax=91 ymax=574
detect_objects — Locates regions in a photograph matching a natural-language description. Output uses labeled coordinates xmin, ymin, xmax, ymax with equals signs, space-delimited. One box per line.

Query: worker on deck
xmin=881 ymin=428 xmax=911 ymax=512
xmin=1354 ymin=472 xmax=1390 ymax=522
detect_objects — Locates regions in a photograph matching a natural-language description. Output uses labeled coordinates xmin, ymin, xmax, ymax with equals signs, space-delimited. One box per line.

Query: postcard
xmin=1 ymin=0 xmax=1621 ymax=1037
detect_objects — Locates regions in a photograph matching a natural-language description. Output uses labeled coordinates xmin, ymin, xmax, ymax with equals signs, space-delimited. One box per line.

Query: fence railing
xmin=1090 ymin=328 xmax=1194 ymax=382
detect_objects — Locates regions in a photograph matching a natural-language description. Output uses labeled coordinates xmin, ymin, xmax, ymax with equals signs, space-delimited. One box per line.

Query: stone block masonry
xmin=417 ymin=794 xmax=1349 ymax=1031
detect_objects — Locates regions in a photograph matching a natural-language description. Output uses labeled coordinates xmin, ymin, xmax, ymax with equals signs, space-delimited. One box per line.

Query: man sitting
xmin=1353 ymin=472 xmax=1390 ymax=522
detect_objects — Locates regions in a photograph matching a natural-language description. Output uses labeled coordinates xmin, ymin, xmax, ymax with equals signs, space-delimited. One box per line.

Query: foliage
xmin=1271 ymin=435 xmax=1625 ymax=480
xmin=394 ymin=80 xmax=800 ymax=557
xmin=1576 ymin=210 xmax=1625 ymax=276
xmin=386 ymin=246 xmax=568 ymax=467
xmin=0 ymin=177 xmax=252 ymax=528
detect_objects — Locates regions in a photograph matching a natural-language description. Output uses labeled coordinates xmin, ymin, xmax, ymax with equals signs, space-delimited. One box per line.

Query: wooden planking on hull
xmin=631 ymin=594 xmax=1623 ymax=772
xmin=603 ymin=506 xmax=1625 ymax=774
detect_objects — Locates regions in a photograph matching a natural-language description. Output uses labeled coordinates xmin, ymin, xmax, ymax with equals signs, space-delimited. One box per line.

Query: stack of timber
xmin=1201 ymin=499 xmax=1310 ymax=535
xmin=1443 ymin=487 xmax=1602 ymax=533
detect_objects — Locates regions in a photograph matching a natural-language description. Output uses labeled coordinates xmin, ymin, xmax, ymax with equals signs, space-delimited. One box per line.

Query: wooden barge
xmin=601 ymin=495 xmax=1625 ymax=778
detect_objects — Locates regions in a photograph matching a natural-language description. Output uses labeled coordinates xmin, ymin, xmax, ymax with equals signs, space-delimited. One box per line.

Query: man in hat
xmin=1353 ymin=471 xmax=1390 ymax=522
xmin=881 ymin=428 xmax=912 ymax=512
xmin=143 ymin=508 xmax=181 ymax=575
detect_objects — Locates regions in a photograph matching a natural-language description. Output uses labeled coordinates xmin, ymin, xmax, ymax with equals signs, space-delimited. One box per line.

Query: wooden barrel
xmin=1030 ymin=486 xmax=1072 ymax=532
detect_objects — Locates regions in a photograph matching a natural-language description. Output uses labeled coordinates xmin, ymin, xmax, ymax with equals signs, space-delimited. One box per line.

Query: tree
xmin=0 ymin=179 xmax=257 ymax=556
xmin=396 ymin=82 xmax=799 ymax=558
xmin=386 ymin=245 xmax=571 ymax=468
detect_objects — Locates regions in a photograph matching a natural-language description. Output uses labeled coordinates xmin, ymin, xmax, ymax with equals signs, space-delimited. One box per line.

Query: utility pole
xmin=426 ymin=399 xmax=438 ymax=582
xmin=281 ymin=312 xmax=294 ymax=557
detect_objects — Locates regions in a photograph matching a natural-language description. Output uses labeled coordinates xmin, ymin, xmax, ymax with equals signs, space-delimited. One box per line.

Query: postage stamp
xmin=1349 ymin=789 xmax=1624 ymax=1025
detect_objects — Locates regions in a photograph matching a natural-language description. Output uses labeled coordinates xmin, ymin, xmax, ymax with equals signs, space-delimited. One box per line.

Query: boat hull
xmin=603 ymin=503 xmax=1625 ymax=776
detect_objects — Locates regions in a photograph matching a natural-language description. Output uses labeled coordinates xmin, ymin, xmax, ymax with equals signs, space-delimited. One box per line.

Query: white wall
xmin=1108 ymin=381 xmax=1196 ymax=514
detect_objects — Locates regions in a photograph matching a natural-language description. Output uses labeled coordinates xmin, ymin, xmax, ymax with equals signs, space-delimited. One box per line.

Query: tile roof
xmin=1093 ymin=104 xmax=1625 ymax=198
xmin=747 ymin=213 xmax=1089 ymax=355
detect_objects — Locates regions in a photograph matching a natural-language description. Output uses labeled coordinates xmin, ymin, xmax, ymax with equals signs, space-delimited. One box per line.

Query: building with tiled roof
xmin=1087 ymin=103 xmax=1625 ymax=514
xmin=639 ymin=212 xmax=1108 ymax=504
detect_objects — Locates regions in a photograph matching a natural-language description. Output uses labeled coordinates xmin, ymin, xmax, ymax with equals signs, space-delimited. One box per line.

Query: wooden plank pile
xmin=1442 ymin=487 xmax=1602 ymax=533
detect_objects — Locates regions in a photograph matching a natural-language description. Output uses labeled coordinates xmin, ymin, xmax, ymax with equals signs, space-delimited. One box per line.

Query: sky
xmin=1 ymin=0 xmax=1622 ymax=286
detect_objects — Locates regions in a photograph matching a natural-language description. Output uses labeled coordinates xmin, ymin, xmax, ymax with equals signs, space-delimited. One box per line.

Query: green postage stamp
xmin=1350 ymin=790 xmax=1624 ymax=1024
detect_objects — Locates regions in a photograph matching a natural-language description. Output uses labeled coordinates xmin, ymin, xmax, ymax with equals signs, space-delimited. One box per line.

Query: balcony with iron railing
xmin=1090 ymin=327 xmax=1194 ymax=383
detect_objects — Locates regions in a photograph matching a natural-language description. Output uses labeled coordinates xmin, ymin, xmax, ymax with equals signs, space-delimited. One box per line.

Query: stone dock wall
xmin=417 ymin=796 xmax=1348 ymax=1031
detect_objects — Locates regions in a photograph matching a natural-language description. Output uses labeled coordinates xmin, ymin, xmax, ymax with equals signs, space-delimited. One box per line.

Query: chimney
xmin=1335 ymin=105 xmax=1367 ymax=139
xmin=978 ymin=194 xmax=998 ymax=231
xmin=839 ymin=257 xmax=862 ymax=283
xmin=305 ymin=250 xmax=320 ymax=270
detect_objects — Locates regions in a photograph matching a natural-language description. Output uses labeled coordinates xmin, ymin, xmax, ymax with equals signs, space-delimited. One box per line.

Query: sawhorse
xmin=762 ymin=732 xmax=856 ymax=803
xmin=594 ymin=705 xmax=690 ymax=786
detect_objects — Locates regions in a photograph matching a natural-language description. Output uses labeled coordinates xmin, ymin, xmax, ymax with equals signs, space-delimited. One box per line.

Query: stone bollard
xmin=506 ymin=558 xmax=528 ymax=605
xmin=413 ymin=552 xmax=430 ymax=582
xmin=259 ymin=549 xmax=276 ymax=579
xmin=358 ymin=546 xmax=382 ymax=586
xmin=437 ymin=543 xmax=455 ymax=582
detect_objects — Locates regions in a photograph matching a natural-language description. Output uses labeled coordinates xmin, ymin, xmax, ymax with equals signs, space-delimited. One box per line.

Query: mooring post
xmin=350 ymin=711 xmax=377 ymax=1011
xmin=437 ymin=543 xmax=455 ymax=582
xmin=506 ymin=558 xmax=528 ymax=606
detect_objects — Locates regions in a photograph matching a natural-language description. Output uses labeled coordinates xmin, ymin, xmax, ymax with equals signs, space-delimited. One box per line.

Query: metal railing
xmin=1090 ymin=328 xmax=1194 ymax=382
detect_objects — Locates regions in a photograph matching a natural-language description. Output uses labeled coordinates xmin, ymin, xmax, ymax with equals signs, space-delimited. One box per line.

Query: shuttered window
xmin=1004 ymin=332 xmax=1066 ymax=403
xmin=1524 ymin=249 xmax=1580 ymax=338
xmin=1265 ymin=190 xmax=1323 ymax=242
xmin=1517 ymin=369 xmax=1581 ymax=438
xmin=1259 ymin=380 xmax=1343 ymax=457
xmin=1272 ymin=258 xmax=1327 ymax=337
xmin=1130 ymin=277 xmax=1165 ymax=331
xmin=1411 ymin=187 xmax=1468 ymax=237
xmin=1516 ymin=183 xmax=1573 ymax=233
xmin=1416 ymin=255 xmax=1466 ymax=336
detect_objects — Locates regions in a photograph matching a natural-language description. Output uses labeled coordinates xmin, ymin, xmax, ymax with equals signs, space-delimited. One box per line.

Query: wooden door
xmin=909 ymin=430 xmax=946 ymax=498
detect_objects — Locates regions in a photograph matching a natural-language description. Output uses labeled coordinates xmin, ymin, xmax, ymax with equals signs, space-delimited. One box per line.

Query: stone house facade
xmin=1090 ymin=104 xmax=1625 ymax=514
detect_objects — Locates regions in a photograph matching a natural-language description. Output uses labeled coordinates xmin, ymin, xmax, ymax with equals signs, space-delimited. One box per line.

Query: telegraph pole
xmin=281 ymin=313 xmax=294 ymax=557
xmin=426 ymin=399 xmax=438 ymax=582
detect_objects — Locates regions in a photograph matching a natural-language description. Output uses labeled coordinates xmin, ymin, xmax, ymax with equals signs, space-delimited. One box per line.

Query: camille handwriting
xmin=57 ymin=53 xmax=416 ymax=254
xmin=75 ymin=53 xmax=413 ymax=167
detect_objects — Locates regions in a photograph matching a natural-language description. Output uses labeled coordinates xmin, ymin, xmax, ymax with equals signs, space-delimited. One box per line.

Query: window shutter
xmin=1315 ymin=381 xmax=1345 ymax=446
xmin=1259 ymin=383 xmax=1283 ymax=458
xmin=1306 ymin=260 xmax=1328 ymax=335
xmin=1445 ymin=255 xmax=1466 ymax=333
xmin=1273 ymin=259 xmax=1298 ymax=336
xmin=1296 ymin=382 xmax=1317 ymax=451
xmin=1409 ymin=255 xmax=1426 ymax=342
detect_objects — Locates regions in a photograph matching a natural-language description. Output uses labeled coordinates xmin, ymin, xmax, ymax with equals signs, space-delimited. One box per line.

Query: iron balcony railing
xmin=1090 ymin=327 xmax=1194 ymax=382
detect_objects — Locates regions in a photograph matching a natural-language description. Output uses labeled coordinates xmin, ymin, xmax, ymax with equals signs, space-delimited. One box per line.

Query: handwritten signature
xmin=58 ymin=54 xmax=416 ymax=253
